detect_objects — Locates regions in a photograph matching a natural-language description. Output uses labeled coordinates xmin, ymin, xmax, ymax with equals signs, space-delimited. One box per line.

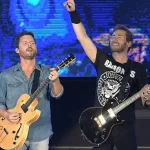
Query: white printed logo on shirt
xmin=97 ymin=71 xmax=130 ymax=106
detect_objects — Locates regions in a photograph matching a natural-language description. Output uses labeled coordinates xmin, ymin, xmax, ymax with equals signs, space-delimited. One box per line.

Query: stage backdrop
xmin=0 ymin=0 xmax=150 ymax=77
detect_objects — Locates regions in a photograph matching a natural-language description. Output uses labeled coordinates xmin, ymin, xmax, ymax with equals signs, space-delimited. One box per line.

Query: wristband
xmin=69 ymin=10 xmax=81 ymax=24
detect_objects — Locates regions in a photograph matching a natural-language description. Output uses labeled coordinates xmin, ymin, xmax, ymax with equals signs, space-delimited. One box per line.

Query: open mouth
xmin=26 ymin=48 xmax=33 ymax=52
xmin=111 ymin=43 xmax=119 ymax=46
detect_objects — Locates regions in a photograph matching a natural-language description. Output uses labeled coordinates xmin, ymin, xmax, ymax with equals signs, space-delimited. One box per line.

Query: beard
xmin=110 ymin=42 xmax=127 ymax=53
xmin=24 ymin=54 xmax=36 ymax=60
xmin=19 ymin=48 xmax=37 ymax=60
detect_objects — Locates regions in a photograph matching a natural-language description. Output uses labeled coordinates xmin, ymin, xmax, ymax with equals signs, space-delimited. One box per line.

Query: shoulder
xmin=130 ymin=60 xmax=147 ymax=77
xmin=131 ymin=60 xmax=145 ymax=70
xmin=0 ymin=65 xmax=17 ymax=82
xmin=96 ymin=47 xmax=109 ymax=59
xmin=96 ymin=47 xmax=107 ymax=54
xmin=1 ymin=65 xmax=16 ymax=76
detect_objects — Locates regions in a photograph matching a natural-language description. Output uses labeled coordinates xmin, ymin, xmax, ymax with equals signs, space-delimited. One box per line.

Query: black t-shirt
xmin=92 ymin=47 xmax=148 ymax=122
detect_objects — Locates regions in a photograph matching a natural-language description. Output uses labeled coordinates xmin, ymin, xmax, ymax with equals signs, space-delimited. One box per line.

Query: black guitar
xmin=79 ymin=86 xmax=146 ymax=146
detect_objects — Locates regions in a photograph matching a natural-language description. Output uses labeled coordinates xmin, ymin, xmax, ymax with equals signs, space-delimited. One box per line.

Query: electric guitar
xmin=0 ymin=54 xmax=76 ymax=150
xmin=79 ymin=86 xmax=146 ymax=146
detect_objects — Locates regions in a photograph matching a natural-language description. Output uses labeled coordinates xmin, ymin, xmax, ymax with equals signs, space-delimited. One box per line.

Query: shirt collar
xmin=14 ymin=62 xmax=42 ymax=72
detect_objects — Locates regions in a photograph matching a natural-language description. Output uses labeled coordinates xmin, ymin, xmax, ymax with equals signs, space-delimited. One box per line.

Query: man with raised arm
xmin=64 ymin=1 xmax=150 ymax=150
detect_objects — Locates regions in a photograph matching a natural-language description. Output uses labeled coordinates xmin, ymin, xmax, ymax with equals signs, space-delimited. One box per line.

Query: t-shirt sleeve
xmin=92 ymin=47 xmax=107 ymax=74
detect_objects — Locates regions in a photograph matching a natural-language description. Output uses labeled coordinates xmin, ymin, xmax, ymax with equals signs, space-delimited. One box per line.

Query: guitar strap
xmin=117 ymin=60 xmax=133 ymax=101
xmin=31 ymin=65 xmax=41 ymax=94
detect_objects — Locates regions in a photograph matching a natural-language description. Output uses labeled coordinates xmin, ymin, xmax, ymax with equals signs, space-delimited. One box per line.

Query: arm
xmin=49 ymin=68 xmax=63 ymax=98
xmin=64 ymin=0 xmax=97 ymax=63
xmin=0 ymin=73 xmax=8 ymax=118
xmin=51 ymin=78 xmax=63 ymax=97
xmin=0 ymin=73 xmax=21 ymax=122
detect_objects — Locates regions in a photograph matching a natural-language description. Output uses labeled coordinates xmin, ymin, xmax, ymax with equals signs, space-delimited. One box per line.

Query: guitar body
xmin=0 ymin=94 xmax=41 ymax=150
xmin=79 ymin=99 xmax=124 ymax=146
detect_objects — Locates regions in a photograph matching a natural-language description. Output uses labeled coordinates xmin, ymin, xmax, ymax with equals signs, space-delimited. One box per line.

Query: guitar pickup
xmin=94 ymin=117 xmax=102 ymax=127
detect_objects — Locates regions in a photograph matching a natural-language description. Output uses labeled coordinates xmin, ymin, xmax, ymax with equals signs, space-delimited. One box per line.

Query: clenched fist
xmin=63 ymin=0 xmax=75 ymax=12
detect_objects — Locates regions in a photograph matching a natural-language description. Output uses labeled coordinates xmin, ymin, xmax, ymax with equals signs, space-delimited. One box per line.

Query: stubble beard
xmin=110 ymin=43 xmax=127 ymax=53
xmin=20 ymin=48 xmax=37 ymax=60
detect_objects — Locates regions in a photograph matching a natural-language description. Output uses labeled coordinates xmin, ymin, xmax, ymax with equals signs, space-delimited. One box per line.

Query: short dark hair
xmin=111 ymin=24 xmax=133 ymax=50
xmin=15 ymin=31 xmax=36 ymax=48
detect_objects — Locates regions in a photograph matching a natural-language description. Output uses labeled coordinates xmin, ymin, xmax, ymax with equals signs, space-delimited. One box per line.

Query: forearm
xmin=51 ymin=79 xmax=63 ymax=96
xmin=72 ymin=22 xmax=87 ymax=40
xmin=70 ymin=11 xmax=97 ymax=63
xmin=70 ymin=10 xmax=87 ymax=40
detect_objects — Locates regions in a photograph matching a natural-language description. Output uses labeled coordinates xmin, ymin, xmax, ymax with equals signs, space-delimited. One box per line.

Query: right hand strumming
xmin=5 ymin=111 xmax=21 ymax=123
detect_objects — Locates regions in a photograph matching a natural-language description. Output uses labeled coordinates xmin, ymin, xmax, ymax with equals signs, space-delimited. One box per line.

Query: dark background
xmin=49 ymin=77 xmax=150 ymax=150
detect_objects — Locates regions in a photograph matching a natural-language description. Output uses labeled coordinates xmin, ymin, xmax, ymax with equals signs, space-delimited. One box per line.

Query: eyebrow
xmin=22 ymin=40 xmax=35 ymax=42
xmin=112 ymin=33 xmax=123 ymax=36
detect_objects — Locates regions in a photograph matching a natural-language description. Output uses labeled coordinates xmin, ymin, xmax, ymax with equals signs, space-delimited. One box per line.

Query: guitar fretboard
xmin=25 ymin=78 xmax=50 ymax=108
xmin=21 ymin=54 xmax=76 ymax=111
xmin=113 ymin=90 xmax=142 ymax=114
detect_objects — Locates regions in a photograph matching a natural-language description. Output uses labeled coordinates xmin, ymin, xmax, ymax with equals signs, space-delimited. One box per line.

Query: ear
xmin=127 ymin=41 xmax=132 ymax=48
xmin=15 ymin=48 xmax=19 ymax=53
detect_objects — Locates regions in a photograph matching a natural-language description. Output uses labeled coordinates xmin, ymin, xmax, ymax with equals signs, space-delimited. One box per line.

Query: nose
xmin=110 ymin=36 xmax=118 ymax=42
xmin=28 ymin=42 xmax=33 ymax=47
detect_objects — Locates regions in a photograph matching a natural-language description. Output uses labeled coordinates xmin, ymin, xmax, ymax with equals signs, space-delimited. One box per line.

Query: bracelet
xmin=69 ymin=10 xmax=81 ymax=24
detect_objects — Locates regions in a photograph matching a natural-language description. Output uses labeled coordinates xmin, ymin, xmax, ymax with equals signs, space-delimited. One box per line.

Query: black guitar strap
xmin=31 ymin=65 xmax=41 ymax=94
xmin=117 ymin=60 xmax=133 ymax=101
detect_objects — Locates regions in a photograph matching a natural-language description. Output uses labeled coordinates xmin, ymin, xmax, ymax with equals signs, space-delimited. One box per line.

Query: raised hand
xmin=63 ymin=0 xmax=75 ymax=12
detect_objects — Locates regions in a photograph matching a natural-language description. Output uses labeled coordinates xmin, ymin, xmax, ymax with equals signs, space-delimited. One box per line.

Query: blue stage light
xmin=27 ymin=0 xmax=40 ymax=6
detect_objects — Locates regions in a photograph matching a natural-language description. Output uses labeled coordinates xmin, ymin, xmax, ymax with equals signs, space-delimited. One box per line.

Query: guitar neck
xmin=22 ymin=54 xmax=76 ymax=111
xmin=26 ymin=65 xmax=60 ymax=107
xmin=113 ymin=90 xmax=142 ymax=114
xmin=26 ymin=78 xmax=50 ymax=107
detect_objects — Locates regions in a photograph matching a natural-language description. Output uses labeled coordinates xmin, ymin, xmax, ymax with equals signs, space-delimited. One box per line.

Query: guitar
xmin=79 ymin=86 xmax=146 ymax=146
xmin=0 ymin=54 xmax=76 ymax=150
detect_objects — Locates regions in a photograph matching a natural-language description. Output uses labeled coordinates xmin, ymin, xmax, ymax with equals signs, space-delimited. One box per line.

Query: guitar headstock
xmin=55 ymin=54 xmax=76 ymax=71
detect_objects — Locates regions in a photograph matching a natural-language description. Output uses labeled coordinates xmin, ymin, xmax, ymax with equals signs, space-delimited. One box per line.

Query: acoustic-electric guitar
xmin=0 ymin=54 xmax=76 ymax=150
